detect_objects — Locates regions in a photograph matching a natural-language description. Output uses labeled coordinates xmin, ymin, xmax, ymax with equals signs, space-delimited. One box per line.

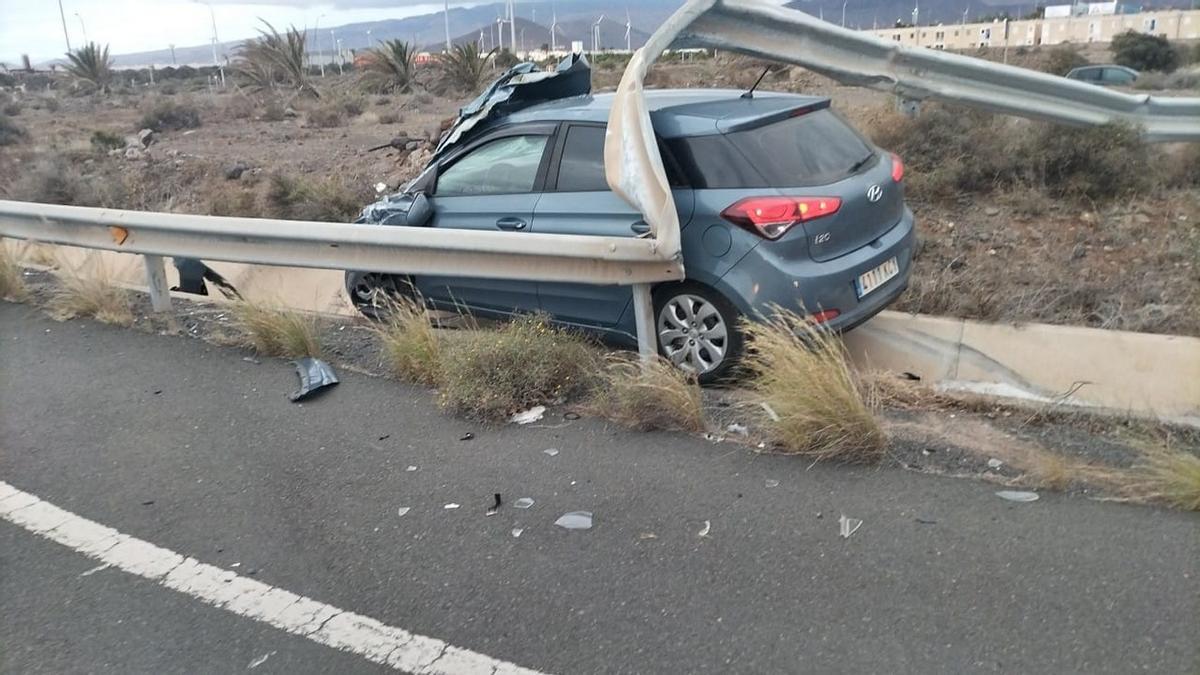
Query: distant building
xmin=865 ymin=8 xmax=1200 ymax=49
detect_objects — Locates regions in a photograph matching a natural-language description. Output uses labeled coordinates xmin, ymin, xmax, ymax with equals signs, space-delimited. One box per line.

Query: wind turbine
xmin=508 ymin=0 xmax=516 ymax=56
xmin=443 ymin=0 xmax=451 ymax=51
xmin=550 ymin=6 xmax=558 ymax=52
xmin=624 ymin=9 xmax=631 ymax=51
xmin=495 ymin=15 xmax=504 ymax=51
xmin=593 ymin=14 xmax=605 ymax=53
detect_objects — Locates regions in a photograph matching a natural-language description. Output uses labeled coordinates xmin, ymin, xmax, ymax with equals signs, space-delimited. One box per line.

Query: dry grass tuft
xmin=590 ymin=356 xmax=706 ymax=432
xmin=0 ymin=241 xmax=28 ymax=301
xmin=1118 ymin=437 xmax=1200 ymax=511
xmin=437 ymin=314 xmax=599 ymax=421
xmin=374 ymin=296 xmax=442 ymax=386
xmin=742 ymin=310 xmax=886 ymax=462
xmin=232 ymin=300 xmax=322 ymax=358
xmin=48 ymin=256 xmax=133 ymax=326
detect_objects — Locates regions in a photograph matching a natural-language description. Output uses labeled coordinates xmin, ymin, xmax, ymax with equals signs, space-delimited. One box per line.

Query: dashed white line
xmin=0 ymin=480 xmax=549 ymax=675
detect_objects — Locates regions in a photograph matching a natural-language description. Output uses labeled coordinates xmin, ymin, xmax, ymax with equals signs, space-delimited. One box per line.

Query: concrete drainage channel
xmin=25 ymin=246 xmax=1200 ymax=428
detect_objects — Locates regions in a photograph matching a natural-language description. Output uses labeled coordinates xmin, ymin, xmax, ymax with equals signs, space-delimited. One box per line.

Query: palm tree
xmin=234 ymin=21 xmax=317 ymax=97
xmin=438 ymin=43 xmax=496 ymax=93
xmin=64 ymin=42 xmax=113 ymax=92
xmin=360 ymin=40 xmax=417 ymax=93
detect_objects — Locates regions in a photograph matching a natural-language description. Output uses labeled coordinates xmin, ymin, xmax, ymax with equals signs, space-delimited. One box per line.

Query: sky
xmin=0 ymin=0 xmax=471 ymax=64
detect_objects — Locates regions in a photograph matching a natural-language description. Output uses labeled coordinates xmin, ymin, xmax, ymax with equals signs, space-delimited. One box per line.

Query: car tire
xmin=344 ymin=271 xmax=416 ymax=319
xmin=652 ymin=282 xmax=743 ymax=385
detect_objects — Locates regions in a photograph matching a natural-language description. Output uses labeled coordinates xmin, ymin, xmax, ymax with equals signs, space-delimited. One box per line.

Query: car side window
xmin=436 ymin=135 xmax=549 ymax=197
xmin=554 ymin=124 xmax=689 ymax=191
xmin=1104 ymin=68 xmax=1134 ymax=84
xmin=556 ymin=126 xmax=608 ymax=192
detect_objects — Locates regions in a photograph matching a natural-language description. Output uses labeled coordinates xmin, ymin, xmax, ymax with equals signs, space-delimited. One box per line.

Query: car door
xmin=531 ymin=123 xmax=694 ymax=328
xmin=415 ymin=124 xmax=555 ymax=316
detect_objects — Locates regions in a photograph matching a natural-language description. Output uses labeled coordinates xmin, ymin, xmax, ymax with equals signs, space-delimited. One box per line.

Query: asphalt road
xmin=1 ymin=301 xmax=1197 ymax=674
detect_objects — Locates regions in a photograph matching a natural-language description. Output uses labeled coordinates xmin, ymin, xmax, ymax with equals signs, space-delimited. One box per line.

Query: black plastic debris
xmin=486 ymin=493 xmax=502 ymax=516
xmin=288 ymin=357 xmax=339 ymax=402
xmin=459 ymin=432 xmax=474 ymax=441
xmin=171 ymin=258 xmax=242 ymax=300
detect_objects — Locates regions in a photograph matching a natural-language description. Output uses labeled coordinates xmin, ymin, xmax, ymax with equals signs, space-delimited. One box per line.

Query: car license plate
xmin=855 ymin=257 xmax=899 ymax=299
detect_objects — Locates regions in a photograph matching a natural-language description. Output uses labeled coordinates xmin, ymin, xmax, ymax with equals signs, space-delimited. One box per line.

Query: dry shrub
xmin=871 ymin=105 xmax=1152 ymax=203
xmin=140 ymin=98 xmax=201 ymax=131
xmin=742 ymin=310 xmax=885 ymax=462
xmin=232 ymin=300 xmax=322 ymax=358
xmin=0 ymin=112 xmax=26 ymax=145
xmin=591 ymin=356 xmax=706 ymax=432
xmin=0 ymin=241 xmax=28 ymax=301
xmin=378 ymin=110 xmax=401 ymax=125
xmin=90 ymin=129 xmax=125 ymax=152
xmin=437 ymin=314 xmax=599 ymax=421
xmin=375 ymin=296 xmax=441 ymax=385
xmin=304 ymin=102 xmax=345 ymax=128
xmin=1166 ymin=142 xmax=1200 ymax=188
xmin=261 ymin=102 xmax=286 ymax=121
xmin=48 ymin=256 xmax=133 ymax=326
xmin=264 ymin=174 xmax=367 ymax=222
xmin=3 ymin=158 xmax=126 ymax=207
xmin=224 ymin=95 xmax=255 ymax=120
xmin=1117 ymin=437 xmax=1200 ymax=511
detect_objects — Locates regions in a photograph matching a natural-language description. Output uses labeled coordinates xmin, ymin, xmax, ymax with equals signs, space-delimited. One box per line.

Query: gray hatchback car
xmin=348 ymin=88 xmax=915 ymax=382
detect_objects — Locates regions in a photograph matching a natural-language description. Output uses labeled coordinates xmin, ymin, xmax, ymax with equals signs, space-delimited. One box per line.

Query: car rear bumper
xmin=719 ymin=206 xmax=916 ymax=331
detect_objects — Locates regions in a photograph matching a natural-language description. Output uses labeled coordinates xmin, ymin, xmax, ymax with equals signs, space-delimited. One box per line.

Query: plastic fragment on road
xmin=765 ymin=479 xmax=780 ymax=488
xmin=554 ymin=511 xmax=593 ymax=530
xmin=511 ymin=528 xmax=523 ymax=538
xmin=996 ymin=490 xmax=1039 ymax=502
xmin=838 ymin=514 xmax=863 ymax=539
xmin=459 ymin=432 xmax=474 ymax=441
xmin=444 ymin=503 xmax=460 ymax=510
xmin=288 ymin=358 xmax=339 ymax=402
xmin=396 ymin=507 xmax=411 ymax=518
xmin=987 ymin=458 xmax=1004 ymax=469
xmin=543 ymin=448 xmax=559 ymax=457
xmin=697 ymin=520 xmax=711 ymax=538
xmin=513 ymin=497 xmax=534 ymax=509
xmin=486 ymin=493 xmax=502 ymax=516
xmin=727 ymin=423 xmax=749 ymax=435
xmin=406 ymin=465 xmax=418 ymax=472
xmin=510 ymin=406 xmax=546 ymax=425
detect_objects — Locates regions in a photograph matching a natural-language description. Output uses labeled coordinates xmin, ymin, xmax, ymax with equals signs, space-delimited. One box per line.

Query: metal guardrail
xmin=0 ymin=200 xmax=681 ymax=357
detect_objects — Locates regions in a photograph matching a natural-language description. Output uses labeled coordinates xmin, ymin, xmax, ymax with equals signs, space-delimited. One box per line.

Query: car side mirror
xmin=406 ymin=192 xmax=433 ymax=228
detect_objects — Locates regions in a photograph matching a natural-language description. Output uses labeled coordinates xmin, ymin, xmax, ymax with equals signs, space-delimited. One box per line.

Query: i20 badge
xmin=866 ymin=184 xmax=883 ymax=202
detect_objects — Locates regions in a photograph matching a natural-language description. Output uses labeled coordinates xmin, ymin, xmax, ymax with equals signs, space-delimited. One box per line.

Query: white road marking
xmin=79 ymin=563 xmax=111 ymax=577
xmin=0 ymin=480 xmax=548 ymax=675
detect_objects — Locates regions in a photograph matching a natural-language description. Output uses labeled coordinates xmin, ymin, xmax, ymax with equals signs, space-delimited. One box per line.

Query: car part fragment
xmin=288 ymin=357 xmax=339 ymax=402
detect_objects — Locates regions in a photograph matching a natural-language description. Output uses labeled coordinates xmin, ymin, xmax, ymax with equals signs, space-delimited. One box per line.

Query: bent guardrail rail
xmin=604 ymin=0 xmax=1200 ymax=246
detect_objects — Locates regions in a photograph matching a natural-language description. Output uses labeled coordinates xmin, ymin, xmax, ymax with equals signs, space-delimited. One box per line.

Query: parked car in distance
xmin=1065 ymin=64 xmax=1139 ymax=86
xmin=347 ymin=88 xmax=916 ymax=382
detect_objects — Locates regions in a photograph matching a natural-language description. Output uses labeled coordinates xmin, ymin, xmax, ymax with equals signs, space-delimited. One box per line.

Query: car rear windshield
xmin=667 ymin=109 xmax=875 ymax=188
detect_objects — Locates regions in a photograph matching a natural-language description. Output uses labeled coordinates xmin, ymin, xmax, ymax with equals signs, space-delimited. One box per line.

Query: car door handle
xmin=631 ymin=220 xmax=651 ymax=235
xmin=495 ymin=217 xmax=527 ymax=231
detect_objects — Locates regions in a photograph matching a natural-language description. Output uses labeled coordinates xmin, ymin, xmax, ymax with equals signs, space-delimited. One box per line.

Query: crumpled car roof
xmin=432 ymin=53 xmax=592 ymax=158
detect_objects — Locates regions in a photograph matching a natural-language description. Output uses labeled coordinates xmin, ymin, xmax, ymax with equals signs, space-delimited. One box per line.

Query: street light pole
xmin=74 ymin=12 xmax=88 ymax=43
xmin=57 ymin=0 xmax=72 ymax=52
xmin=315 ymin=14 xmax=325 ymax=77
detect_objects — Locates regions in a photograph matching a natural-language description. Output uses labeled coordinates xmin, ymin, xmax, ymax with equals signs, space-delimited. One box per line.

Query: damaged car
xmin=348 ymin=58 xmax=915 ymax=382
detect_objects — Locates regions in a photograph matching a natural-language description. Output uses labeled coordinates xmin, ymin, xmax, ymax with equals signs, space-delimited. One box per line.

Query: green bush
xmin=1044 ymin=45 xmax=1089 ymax=76
xmin=438 ymin=315 xmax=599 ymax=421
xmin=1111 ymin=30 xmax=1179 ymax=73
xmin=90 ymin=129 xmax=125 ymax=152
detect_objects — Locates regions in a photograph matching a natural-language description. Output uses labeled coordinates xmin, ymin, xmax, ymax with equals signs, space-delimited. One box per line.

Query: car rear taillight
xmin=890 ymin=153 xmax=904 ymax=182
xmin=809 ymin=309 xmax=841 ymax=324
xmin=720 ymin=196 xmax=842 ymax=240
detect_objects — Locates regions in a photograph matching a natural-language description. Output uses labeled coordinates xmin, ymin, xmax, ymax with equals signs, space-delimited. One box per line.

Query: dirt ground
xmin=1 ymin=55 xmax=1197 ymax=335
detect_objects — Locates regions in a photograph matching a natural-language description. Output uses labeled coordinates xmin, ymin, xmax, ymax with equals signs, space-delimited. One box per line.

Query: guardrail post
xmin=143 ymin=254 xmax=172 ymax=312
xmin=632 ymin=283 xmax=656 ymax=363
